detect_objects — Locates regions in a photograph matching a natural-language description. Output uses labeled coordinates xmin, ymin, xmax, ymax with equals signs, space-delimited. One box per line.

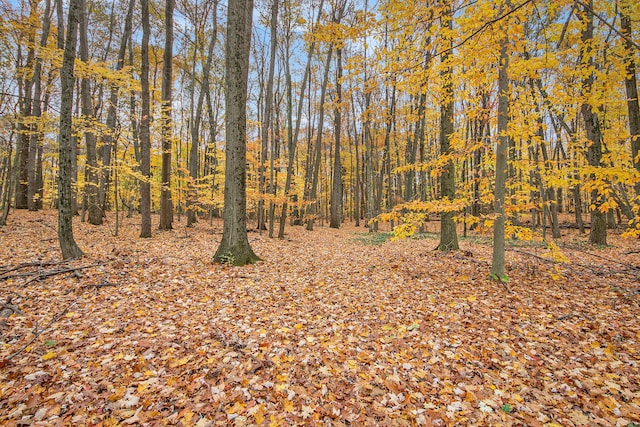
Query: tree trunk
xmin=278 ymin=0 xmax=325 ymax=238
xmin=213 ymin=0 xmax=260 ymax=265
xmin=139 ymin=0 xmax=152 ymax=238
xmin=15 ymin=10 xmax=37 ymax=210
xmin=330 ymin=44 xmax=343 ymax=229
xmin=306 ymin=47 xmax=333 ymax=231
xmin=79 ymin=0 xmax=101 ymax=225
xmin=579 ymin=1 xmax=606 ymax=245
xmin=98 ymin=0 xmax=134 ymax=218
xmin=188 ymin=1 xmax=219 ymax=227
xmin=27 ymin=0 xmax=52 ymax=212
xmin=58 ymin=0 xmax=84 ymax=259
xmin=159 ymin=0 xmax=175 ymax=230
xmin=491 ymin=39 xmax=509 ymax=278
xmin=258 ymin=0 xmax=279 ymax=233
xmin=438 ymin=3 xmax=459 ymax=252
xmin=620 ymin=10 xmax=640 ymax=211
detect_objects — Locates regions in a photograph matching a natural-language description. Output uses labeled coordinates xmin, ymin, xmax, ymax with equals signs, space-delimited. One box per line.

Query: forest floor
xmin=0 ymin=210 xmax=639 ymax=427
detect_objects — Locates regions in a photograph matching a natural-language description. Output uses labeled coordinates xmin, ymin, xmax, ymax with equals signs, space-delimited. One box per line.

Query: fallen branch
xmin=81 ymin=282 xmax=117 ymax=290
xmin=0 ymin=260 xmax=69 ymax=280
xmin=507 ymin=248 xmax=558 ymax=264
xmin=5 ymin=297 xmax=78 ymax=361
xmin=21 ymin=262 xmax=105 ymax=288
xmin=1 ymin=302 xmax=24 ymax=317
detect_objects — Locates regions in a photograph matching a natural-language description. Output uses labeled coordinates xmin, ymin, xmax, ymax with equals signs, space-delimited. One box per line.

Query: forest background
xmin=0 ymin=0 xmax=640 ymax=425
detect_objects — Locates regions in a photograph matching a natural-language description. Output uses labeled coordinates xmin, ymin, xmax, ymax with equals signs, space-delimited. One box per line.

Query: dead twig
xmin=507 ymin=248 xmax=558 ymax=264
xmin=81 ymin=282 xmax=117 ymax=289
xmin=0 ymin=259 xmax=69 ymax=280
xmin=5 ymin=297 xmax=79 ymax=361
xmin=1 ymin=302 xmax=25 ymax=317
xmin=21 ymin=262 xmax=105 ymax=288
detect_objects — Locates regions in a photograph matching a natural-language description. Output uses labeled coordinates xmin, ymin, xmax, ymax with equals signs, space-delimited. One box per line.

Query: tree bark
xmin=258 ymin=0 xmax=279 ymax=233
xmin=306 ymin=46 xmax=333 ymax=231
xmin=58 ymin=0 xmax=84 ymax=259
xmin=78 ymin=0 xmax=101 ymax=225
xmin=438 ymin=2 xmax=459 ymax=251
xmin=139 ymin=0 xmax=152 ymax=238
xmin=579 ymin=1 xmax=607 ymax=245
xmin=159 ymin=0 xmax=175 ymax=230
xmin=491 ymin=39 xmax=509 ymax=278
xmin=213 ymin=0 xmax=260 ymax=265
xmin=98 ymin=0 xmax=135 ymax=218
xmin=278 ymin=0 xmax=325 ymax=238
xmin=187 ymin=1 xmax=219 ymax=227
xmin=620 ymin=10 xmax=640 ymax=210
xmin=27 ymin=0 xmax=52 ymax=212
xmin=330 ymin=44 xmax=343 ymax=229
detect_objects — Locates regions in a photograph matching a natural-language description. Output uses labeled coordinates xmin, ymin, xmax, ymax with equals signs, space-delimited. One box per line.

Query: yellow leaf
xmin=467 ymin=295 xmax=477 ymax=302
xmin=254 ymin=404 xmax=265 ymax=424
xmin=347 ymin=360 xmax=358 ymax=371
xmin=283 ymin=399 xmax=294 ymax=412
xmin=269 ymin=414 xmax=280 ymax=427
xmin=227 ymin=401 xmax=245 ymax=414
xmin=42 ymin=351 xmax=56 ymax=361
xmin=181 ymin=409 xmax=194 ymax=424
xmin=294 ymin=323 xmax=304 ymax=330
xmin=604 ymin=344 xmax=615 ymax=357
xmin=590 ymin=341 xmax=601 ymax=349
xmin=65 ymin=312 xmax=75 ymax=318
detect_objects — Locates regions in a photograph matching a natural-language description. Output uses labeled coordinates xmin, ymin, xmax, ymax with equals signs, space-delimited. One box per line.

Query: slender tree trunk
xmin=621 ymin=10 xmax=640 ymax=213
xmin=491 ymin=39 xmax=509 ymax=278
xmin=213 ymin=0 xmax=260 ymax=265
xmin=306 ymin=47 xmax=333 ymax=231
xmin=188 ymin=1 xmax=219 ymax=227
xmin=351 ymin=94 xmax=360 ymax=226
xmin=139 ymin=0 xmax=152 ymax=238
xmin=27 ymin=0 xmax=52 ymax=211
xmin=98 ymin=0 xmax=134 ymax=218
xmin=79 ymin=0 xmax=101 ymax=225
xmin=58 ymin=0 xmax=84 ymax=259
xmin=159 ymin=0 xmax=175 ymax=230
xmin=15 ymin=7 xmax=37 ymax=210
xmin=258 ymin=0 xmax=279 ymax=233
xmin=278 ymin=0 xmax=325 ymax=238
xmin=330 ymin=44 xmax=343 ymax=229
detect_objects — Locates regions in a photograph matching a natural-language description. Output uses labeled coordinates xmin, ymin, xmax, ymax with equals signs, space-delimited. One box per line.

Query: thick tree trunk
xmin=213 ymin=0 xmax=260 ymax=265
xmin=438 ymin=5 xmax=459 ymax=251
xmin=159 ymin=0 xmax=175 ymax=230
xmin=139 ymin=0 xmax=152 ymax=238
xmin=58 ymin=0 xmax=84 ymax=259
xmin=579 ymin=1 xmax=607 ymax=245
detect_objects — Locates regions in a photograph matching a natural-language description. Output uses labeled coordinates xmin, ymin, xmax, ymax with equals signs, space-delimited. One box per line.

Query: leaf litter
xmin=0 ymin=211 xmax=639 ymax=426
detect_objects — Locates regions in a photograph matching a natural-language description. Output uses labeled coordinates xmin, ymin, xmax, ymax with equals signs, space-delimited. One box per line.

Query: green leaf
xmin=45 ymin=340 xmax=56 ymax=348
xmin=500 ymin=403 xmax=513 ymax=414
